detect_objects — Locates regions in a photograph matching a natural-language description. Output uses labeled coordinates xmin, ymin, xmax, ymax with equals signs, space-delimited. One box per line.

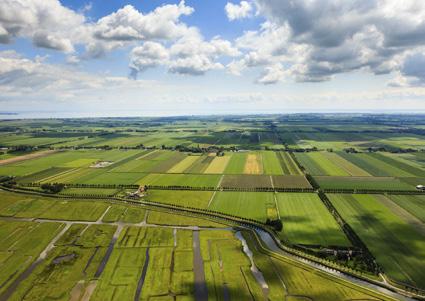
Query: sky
xmin=2 ymin=0 xmax=425 ymax=117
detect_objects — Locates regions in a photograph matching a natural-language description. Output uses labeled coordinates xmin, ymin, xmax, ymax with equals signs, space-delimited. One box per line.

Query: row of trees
xmin=317 ymin=191 xmax=380 ymax=274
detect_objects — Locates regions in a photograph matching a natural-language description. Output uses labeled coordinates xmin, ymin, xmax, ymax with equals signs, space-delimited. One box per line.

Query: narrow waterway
xmin=94 ymin=224 xmax=123 ymax=278
xmin=254 ymin=229 xmax=416 ymax=301
xmin=134 ymin=248 xmax=150 ymax=301
xmin=193 ymin=231 xmax=208 ymax=301
xmin=0 ymin=223 xmax=71 ymax=301
xmin=235 ymin=231 xmax=269 ymax=299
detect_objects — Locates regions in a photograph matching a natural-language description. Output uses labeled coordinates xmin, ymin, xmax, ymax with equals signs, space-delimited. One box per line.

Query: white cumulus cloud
xmin=225 ymin=1 xmax=253 ymax=21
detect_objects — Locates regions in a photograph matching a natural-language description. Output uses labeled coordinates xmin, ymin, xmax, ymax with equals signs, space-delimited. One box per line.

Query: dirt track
xmin=0 ymin=150 xmax=57 ymax=166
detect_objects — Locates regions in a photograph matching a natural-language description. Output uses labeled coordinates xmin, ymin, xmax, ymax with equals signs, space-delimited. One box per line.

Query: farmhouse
xmin=127 ymin=185 xmax=147 ymax=198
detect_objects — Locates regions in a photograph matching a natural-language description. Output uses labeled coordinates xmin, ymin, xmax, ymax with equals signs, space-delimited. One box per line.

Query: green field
xmin=138 ymin=173 xmax=220 ymax=187
xmin=200 ymin=230 xmax=265 ymax=300
xmin=224 ymin=152 xmax=247 ymax=174
xmin=0 ymin=221 xmax=63 ymax=296
xmin=295 ymin=152 xmax=349 ymax=176
xmin=262 ymin=151 xmax=284 ymax=174
xmin=209 ymin=191 xmax=275 ymax=222
xmin=10 ymin=224 xmax=116 ymax=300
xmin=184 ymin=154 xmax=215 ymax=173
xmin=386 ymin=194 xmax=425 ymax=223
xmin=1 ymin=115 xmax=424 ymax=299
xmin=328 ymin=194 xmax=425 ymax=288
xmin=146 ymin=189 xmax=213 ymax=209
xmin=276 ymin=152 xmax=302 ymax=175
xmin=242 ymin=231 xmax=394 ymax=301
xmin=276 ymin=193 xmax=350 ymax=246
xmin=338 ymin=152 xmax=420 ymax=177
xmin=315 ymin=176 xmax=415 ymax=191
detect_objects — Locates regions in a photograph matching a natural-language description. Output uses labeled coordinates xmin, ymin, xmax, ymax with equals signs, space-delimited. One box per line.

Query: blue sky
xmin=1 ymin=0 xmax=425 ymax=117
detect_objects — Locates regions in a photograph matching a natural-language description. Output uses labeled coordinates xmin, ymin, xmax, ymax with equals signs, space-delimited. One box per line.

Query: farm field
xmin=328 ymin=194 xmax=425 ymax=288
xmin=91 ymin=226 xmax=188 ymax=300
xmin=209 ymin=191 xmax=276 ymax=222
xmin=337 ymin=152 xmax=422 ymax=177
xmin=200 ymin=230 xmax=265 ymax=300
xmin=146 ymin=189 xmax=213 ymax=209
xmin=224 ymin=152 xmax=247 ymax=174
xmin=203 ymin=153 xmax=230 ymax=174
xmin=0 ymin=189 xmax=406 ymax=301
xmin=276 ymin=152 xmax=302 ymax=175
xmin=138 ymin=173 xmax=220 ymax=187
xmin=9 ymin=224 xmax=116 ymax=300
xmin=102 ymin=205 xmax=146 ymax=223
xmin=386 ymin=194 xmax=425 ymax=223
xmin=315 ymin=176 xmax=415 ymax=191
xmin=220 ymin=174 xmax=272 ymax=188
xmin=275 ymin=193 xmax=350 ymax=246
xmin=242 ymin=231 xmax=395 ymax=301
xmin=0 ymin=220 xmax=63 ymax=296
xmin=0 ymin=191 xmax=109 ymax=221
xmin=0 ymin=115 xmax=424 ymax=299
xmin=146 ymin=210 xmax=225 ymax=227
xmin=295 ymin=152 xmax=349 ymax=176
xmin=262 ymin=151 xmax=283 ymax=174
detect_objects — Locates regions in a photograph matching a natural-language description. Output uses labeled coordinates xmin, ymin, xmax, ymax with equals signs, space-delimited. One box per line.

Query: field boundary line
xmin=269 ymin=175 xmax=274 ymax=189
xmin=273 ymin=193 xmax=281 ymax=220
xmin=377 ymin=195 xmax=425 ymax=236
xmin=136 ymin=149 xmax=157 ymax=160
xmin=207 ymin=175 xmax=224 ymax=208
xmin=97 ymin=206 xmax=111 ymax=223
xmin=0 ymin=149 xmax=58 ymax=166
xmin=38 ymin=167 xmax=79 ymax=183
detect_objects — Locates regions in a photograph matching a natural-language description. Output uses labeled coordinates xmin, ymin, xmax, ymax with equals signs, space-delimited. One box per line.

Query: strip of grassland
xmin=262 ymin=151 xmax=283 ymax=175
xmin=276 ymin=193 xmax=350 ymax=246
xmin=224 ymin=152 xmax=247 ymax=174
xmin=243 ymin=152 xmax=263 ymax=174
xmin=328 ymin=193 xmax=425 ymax=288
xmin=315 ymin=176 xmax=414 ymax=191
xmin=209 ymin=191 xmax=275 ymax=222
xmin=9 ymin=224 xmax=115 ymax=300
xmin=386 ymin=194 xmax=425 ymax=224
xmin=372 ymin=153 xmax=425 ymax=177
xmin=242 ymin=230 xmax=397 ymax=301
xmin=200 ymin=230 xmax=264 ymax=300
xmin=167 ymin=155 xmax=199 ymax=173
xmin=203 ymin=154 xmax=231 ymax=174
xmin=338 ymin=152 xmax=390 ymax=176
xmin=281 ymin=152 xmax=302 ymax=175
xmin=0 ymin=221 xmax=64 ymax=296
xmin=376 ymin=195 xmax=425 ymax=236
xmin=138 ymin=173 xmax=220 ymax=188
xmin=146 ymin=190 xmax=213 ymax=209
xmin=294 ymin=152 xmax=325 ymax=175
xmin=325 ymin=152 xmax=371 ymax=176
xmin=310 ymin=152 xmax=350 ymax=176
xmin=184 ymin=155 xmax=214 ymax=173
xmin=338 ymin=153 xmax=413 ymax=177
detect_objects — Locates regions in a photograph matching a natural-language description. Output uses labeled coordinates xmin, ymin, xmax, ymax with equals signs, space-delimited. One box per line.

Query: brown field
xmin=0 ymin=150 xmax=57 ymax=166
xmin=243 ymin=153 xmax=262 ymax=174
xmin=220 ymin=175 xmax=272 ymax=188
xmin=272 ymin=175 xmax=313 ymax=189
